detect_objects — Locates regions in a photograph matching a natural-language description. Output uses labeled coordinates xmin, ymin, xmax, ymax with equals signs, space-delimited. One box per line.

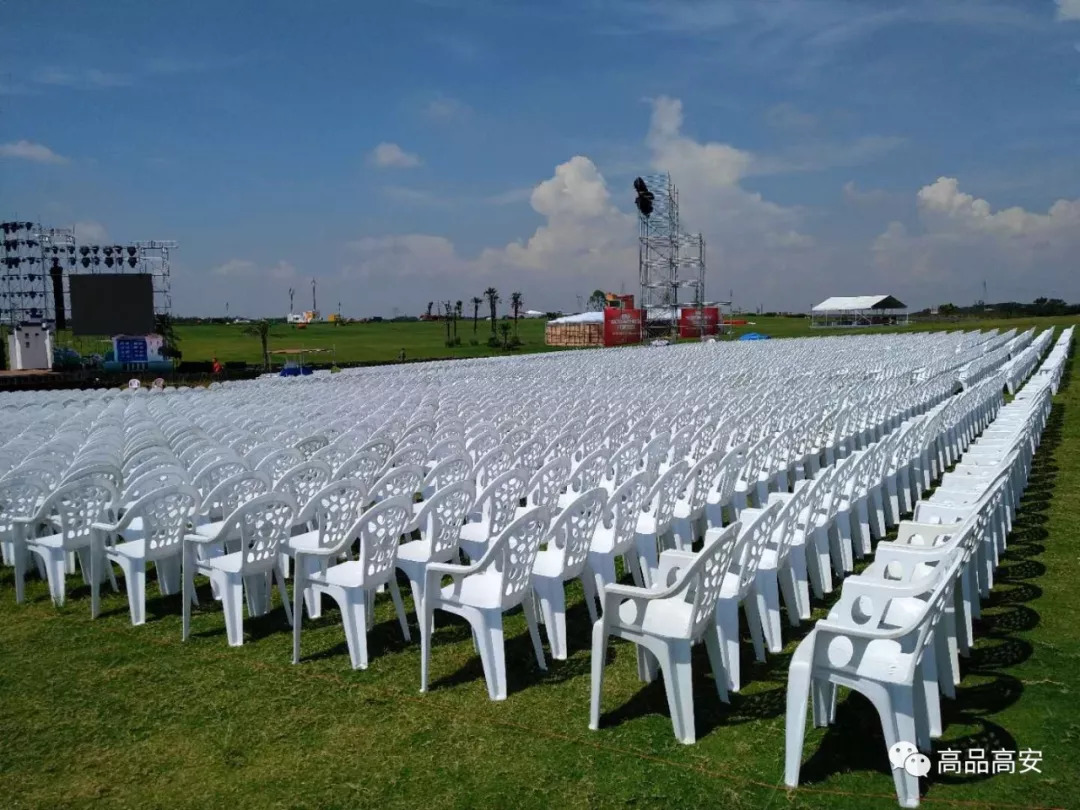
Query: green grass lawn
xmin=25 ymin=313 xmax=1080 ymax=368
xmin=0 ymin=326 xmax=1077 ymax=809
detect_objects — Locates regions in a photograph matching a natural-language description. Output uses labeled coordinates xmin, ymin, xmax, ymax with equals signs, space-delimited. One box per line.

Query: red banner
xmin=679 ymin=306 xmax=720 ymax=338
xmin=603 ymin=307 xmax=642 ymax=346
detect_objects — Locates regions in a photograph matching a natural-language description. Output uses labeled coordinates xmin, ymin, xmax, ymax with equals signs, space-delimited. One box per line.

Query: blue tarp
xmin=738 ymin=332 xmax=771 ymax=341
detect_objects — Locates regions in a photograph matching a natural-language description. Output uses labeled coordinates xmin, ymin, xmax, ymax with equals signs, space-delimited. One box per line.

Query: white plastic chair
xmin=589 ymin=522 xmax=742 ymax=744
xmin=420 ymin=507 xmax=551 ymax=701
xmin=292 ymin=496 xmax=414 ymax=669
xmin=182 ymin=492 xmax=297 ymax=646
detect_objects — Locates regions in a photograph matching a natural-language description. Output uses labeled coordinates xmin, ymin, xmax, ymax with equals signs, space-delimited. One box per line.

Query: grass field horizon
xmin=18 ymin=313 xmax=1080 ymax=369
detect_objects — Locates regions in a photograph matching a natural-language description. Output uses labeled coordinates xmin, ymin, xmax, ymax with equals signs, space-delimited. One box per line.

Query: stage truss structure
xmin=1 ymin=221 xmax=175 ymax=335
xmin=637 ymin=174 xmax=707 ymax=339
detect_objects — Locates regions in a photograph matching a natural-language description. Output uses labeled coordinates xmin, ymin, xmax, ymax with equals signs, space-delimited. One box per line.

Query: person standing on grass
xmin=398 ymin=348 xmax=406 ymax=362
xmin=212 ymin=357 xmax=223 ymax=375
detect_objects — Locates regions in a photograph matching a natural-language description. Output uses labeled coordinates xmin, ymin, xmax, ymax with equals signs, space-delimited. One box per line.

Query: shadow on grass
xmin=798 ymin=399 xmax=1064 ymax=792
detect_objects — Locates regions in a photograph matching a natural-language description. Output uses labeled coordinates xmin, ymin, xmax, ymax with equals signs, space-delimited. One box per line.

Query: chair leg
xmin=783 ymin=653 xmax=813 ymax=788
xmin=120 ymin=558 xmax=147 ymax=626
xmin=534 ymin=578 xmax=567 ymax=660
xmin=388 ymin=577 xmax=411 ymax=641
xmin=339 ymin=589 xmax=370 ymax=670
xmin=588 ymin=620 xmax=609 ymax=730
xmin=714 ymin=599 xmax=741 ymax=692
xmin=221 ymin=574 xmax=245 ymax=647
xmin=657 ymin=641 xmax=696 ymax=744
xmin=419 ymin=595 xmax=434 ymax=693
xmin=522 ymin=594 xmax=547 ymax=672
xmin=753 ymin=570 xmax=784 ymax=654
xmin=703 ymin=627 xmax=729 ymax=704
xmin=474 ymin=609 xmax=507 ymax=701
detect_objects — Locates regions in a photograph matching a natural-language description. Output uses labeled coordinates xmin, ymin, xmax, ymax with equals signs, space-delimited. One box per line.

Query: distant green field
xmin=170 ymin=315 xmax=1080 ymax=365
xmin=8 ymin=314 xmax=1080 ymax=368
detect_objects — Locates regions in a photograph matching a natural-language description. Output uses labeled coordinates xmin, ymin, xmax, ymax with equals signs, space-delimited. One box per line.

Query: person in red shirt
xmin=211 ymin=357 xmax=223 ymax=374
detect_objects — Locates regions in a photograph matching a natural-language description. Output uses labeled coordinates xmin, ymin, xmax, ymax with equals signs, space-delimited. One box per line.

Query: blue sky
xmin=3 ymin=0 xmax=1079 ymax=317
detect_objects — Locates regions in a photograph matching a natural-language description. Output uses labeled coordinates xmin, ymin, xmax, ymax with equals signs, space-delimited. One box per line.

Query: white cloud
xmin=765 ymin=102 xmax=819 ymax=131
xmin=341 ymin=96 xmax=826 ymax=312
xmin=1056 ymin=0 xmax=1080 ymax=21
xmin=485 ymin=187 xmax=532 ymax=205
xmin=843 ymin=180 xmax=889 ymax=204
xmin=34 ymin=67 xmax=132 ymax=88
xmin=873 ymin=177 xmax=1080 ymax=302
xmin=424 ymin=96 xmax=472 ymax=121
xmin=0 ymin=139 xmax=68 ymax=164
xmin=368 ymin=142 xmax=422 ymax=169
xmin=73 ymin=221 xmax=108 ymax=242
xmin=752 ymin=135 xmax=907 ymax=176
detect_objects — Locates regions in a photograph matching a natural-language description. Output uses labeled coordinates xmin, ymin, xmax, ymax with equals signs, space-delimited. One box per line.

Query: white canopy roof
xmin=812 ymin=295 xmax=907 ymax=312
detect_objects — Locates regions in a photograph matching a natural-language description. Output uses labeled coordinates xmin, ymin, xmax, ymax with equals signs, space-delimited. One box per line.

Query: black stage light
xmin=80 ymin=246 xmax=90 ymax=256
xmin=104 ymin=256 xmax=114 ymax=267
xmin=127 ymin=256 xmax=138 ymax=268
xmin=633 ymin=176 xmax=654 ymax=217
xmin=81 ymin=257 xmax=91 ymax=268
xmin=103 ymin=246 xmax=113 ymax=256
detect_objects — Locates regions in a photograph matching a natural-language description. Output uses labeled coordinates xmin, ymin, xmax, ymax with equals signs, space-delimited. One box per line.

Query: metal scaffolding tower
xmin=636 ymin=174 xmax=706 ymax=339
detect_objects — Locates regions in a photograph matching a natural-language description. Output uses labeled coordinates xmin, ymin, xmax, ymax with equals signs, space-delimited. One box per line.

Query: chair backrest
xmin=275 ymin=459 xmax=333 ymax=511
xmin=122 ymin=466 xmax=190 ymax=503
xmin=123 ymin=483 xmax=200 ymax=556
xmin=474 ymin=467 xmax=531 ymax=536
xmin=685 ymin=522 xmax=742 ymax=636
xmin=367 ymin=463 xmax=424 ymax=505
xmin=526 ymin=456 xmax=571 ymax=509
xmin=474 ymin=445 xmax=515 ymax=490
xmin=39 ymin=477 xmax=120 ymax=547
xmin=422 ymin=453 xmax=473 ymax=497
xmin=569 ymin=446 xmax=610 ymax=494
xmin=729 ymin=500 xmax=783 ymax=597
xmin=311 ymin=438 xmax=358 ymax=475
xmin=478 ymin=506 xmax=550 ymax=608
xmin=603 ymin=471 xmax=653 ymax=556
xmin=643 ymin=460 xmax=689 ymax=534
xmin=336 ymin=450 xmax=385 ymax=489
xmin=294 ymin=434 xmax=329 ymax=460
xmin=193 ymin=458 xmax=249 ymax=499
xmin=545 ymin=488 xmax=606 ymax=578
xmin=414 ymin=480 xmax=476 ymax=561
xmin=348 ymin=495 xmax=414 ymax=587
xmin=382 ymin=444 xmax=429 ymax=473
xmin=201 ymin=470 xmax=271 ymax=521
xmin=254 ymin=447 xmax=305 ymax=483
xmin=0 ymin=476 xmax=51 ymax=536
xmin=217 ymin=492 xmax=298 ymax=576
xmin=606 ymin=440 xmax=642 ymax=488
xmin=513 ymin=438 xmax=546 ymax=473
xmin=295 ymin=479 xmax=368 ymax=551
xmin=682 ymin=450 xmax=723 ymax=515
xmin=358 ymin=437 xmax=395 ymax=464
xmin=62 ymin=461 xmax=123 ymax=491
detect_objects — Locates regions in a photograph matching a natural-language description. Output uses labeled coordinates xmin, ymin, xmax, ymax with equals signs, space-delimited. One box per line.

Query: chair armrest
xmin=183 ymin=532 xmax=223 ymax=545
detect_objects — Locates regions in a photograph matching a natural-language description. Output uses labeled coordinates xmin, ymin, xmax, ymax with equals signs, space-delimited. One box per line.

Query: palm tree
xmin=484 ymin=287 xmax=499 ymax=334
xmin=471 ymin=296 xmax=483 ymax=334
xmin=499 ymin=321 xmax=511 ymax=348
xmin=426 ymin=301 xmax=434 ymax=319
xmin=455 ymin=300 xmax=463 ymax=319
xmin=510 ymin=292 xmax=523 ymax=338
xmin=242 ymin=319 xmax=273 ymax=370
xmin=588 ymin=289 xmax=607 ymax=311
